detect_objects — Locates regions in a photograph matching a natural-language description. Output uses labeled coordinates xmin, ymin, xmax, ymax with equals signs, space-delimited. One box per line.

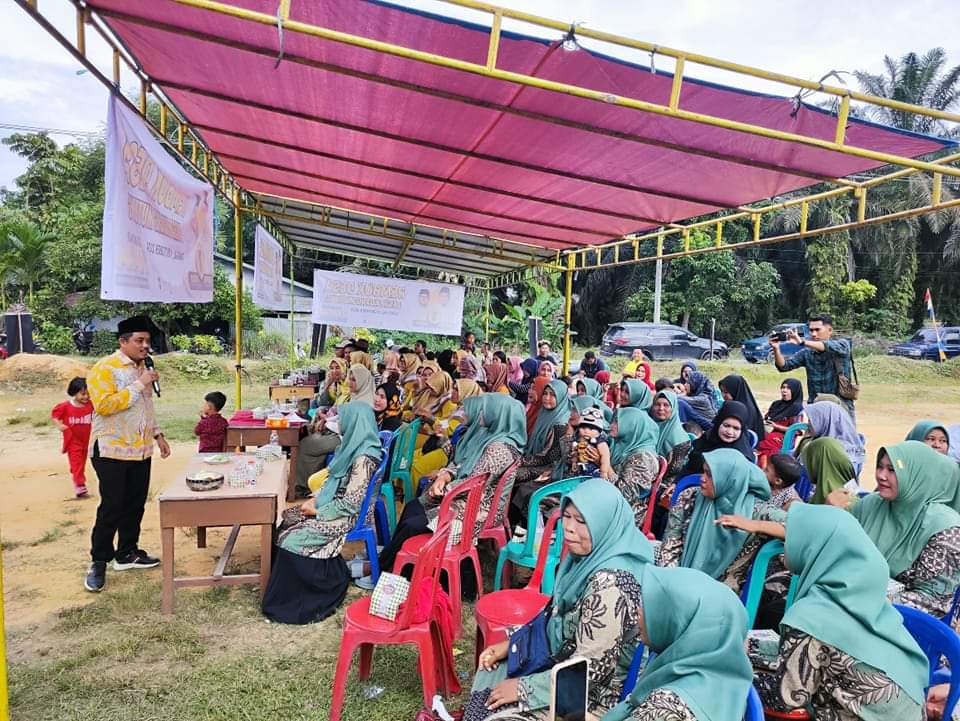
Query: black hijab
xmin=436 ymin=349 xmax=458 ymax=379
xmin=766 ymin=378 xmax=804 ymax=422
xmin=718 ymin=374 xmax=765 ymax=441
xmin=684 ymin=400 xmax=756 ymax=473
xmin=375 ymin=382 xmax=404 ymax=432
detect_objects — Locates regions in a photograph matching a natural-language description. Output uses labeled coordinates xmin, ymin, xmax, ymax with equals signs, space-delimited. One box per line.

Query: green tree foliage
xmin=488 ymin=280 xmax=564 ymax=351
xmin=622 ymin=230 xmax=781 ymax=342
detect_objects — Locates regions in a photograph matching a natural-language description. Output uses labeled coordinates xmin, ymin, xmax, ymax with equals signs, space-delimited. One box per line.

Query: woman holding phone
xmin=466 ymin=479 xmax=652 ymax=720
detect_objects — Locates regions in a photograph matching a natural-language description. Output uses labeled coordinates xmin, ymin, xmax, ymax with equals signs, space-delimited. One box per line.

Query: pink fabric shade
xmin=88 ymin=0 xmax=953 ymax=251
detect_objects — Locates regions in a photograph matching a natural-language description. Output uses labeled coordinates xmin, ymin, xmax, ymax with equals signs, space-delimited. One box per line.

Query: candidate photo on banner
xmin=311 ymin=270 xmax=465 ymax=336
xmin=101 ymin=94 xmax=214 ymax=303
xmin=253 ymin=224 xmax=286 ymax=310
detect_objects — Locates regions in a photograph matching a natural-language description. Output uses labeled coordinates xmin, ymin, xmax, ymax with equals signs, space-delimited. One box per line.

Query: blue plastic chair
xmin=740 ymin=540 xmax=799 ymax=628
xmin=375 ymin=431 xmax=397 ymax=532
xmin=670 ymin=474 xmax=702 ymax=506
xmin=794 ymin=467 xmax=813 ymax=501
xmin=895 ymin=604 xmax=960 ymax=721
xmin=449 ymin=423 xmax=467 ymax=451
xmin=744 ymin=686 xmax=764 ymax=721
xmin=493 ymin=476 xmax=587 ymax=593
xmin=944 ymin=586 xmax=960 ymax=625
xmin=780 ymin=422 xmax=808 ymax=453
xmin=345 ymin=447 xmax=391 ymax=585
xmin=747 ymin=429 xmax=758 ymax=449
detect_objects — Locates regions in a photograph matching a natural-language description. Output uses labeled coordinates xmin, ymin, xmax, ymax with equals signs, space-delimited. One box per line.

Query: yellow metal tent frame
xmin=4 ymin=1 xmax=960 ymax=716
xmin=11 ymin=0 xmax=960 ymax=397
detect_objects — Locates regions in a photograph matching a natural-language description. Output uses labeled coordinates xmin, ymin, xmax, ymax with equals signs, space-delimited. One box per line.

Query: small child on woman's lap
xmin=572 ymin=406 xmax=614 ymax=479
xmin=51 ymin=377 xmax=94 ymax=498
xmin=764 ymin=453 xmax=803 ymax=510
xmin=195 ymin=391 xmax=229 ymax=453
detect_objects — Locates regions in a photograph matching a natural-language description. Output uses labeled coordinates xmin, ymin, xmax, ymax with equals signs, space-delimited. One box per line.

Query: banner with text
xmin=253 ymin=224 xmax=286 ymax=310
xmin=311 ymin=270 xmax=465 ymax=336
xmin=101 ymin=95 xmax=214 ymax=303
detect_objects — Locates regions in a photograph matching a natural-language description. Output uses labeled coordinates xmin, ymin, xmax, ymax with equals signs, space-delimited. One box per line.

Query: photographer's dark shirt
xmin=778 ymin=338 xmax=853 ymax=409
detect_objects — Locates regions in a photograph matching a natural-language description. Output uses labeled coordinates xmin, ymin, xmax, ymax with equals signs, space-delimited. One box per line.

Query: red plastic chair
xmin=473 ymin=509 xmax=562 ymax=663
xmin=641 ymin=457 xmax=668 ymax=540
xmin=329 ymin=524 xmax=453 ymax=721
xmin=391 ymin=472 xmax=490 ymax=638
xmin=478 ymin=457 xmax=522 ymax=552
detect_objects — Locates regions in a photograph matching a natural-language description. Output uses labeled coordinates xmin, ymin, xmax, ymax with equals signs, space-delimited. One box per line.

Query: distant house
xmin=213 ymin=252 xmax=314 ymax=345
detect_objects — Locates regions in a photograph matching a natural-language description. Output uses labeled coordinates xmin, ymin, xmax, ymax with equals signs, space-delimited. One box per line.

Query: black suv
xmin=600 ymin=323 xmax=728 ymax=361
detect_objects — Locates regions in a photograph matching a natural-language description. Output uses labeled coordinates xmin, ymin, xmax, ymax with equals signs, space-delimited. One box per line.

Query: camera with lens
xmin=770 ymin=328 xmax=795 ymax=342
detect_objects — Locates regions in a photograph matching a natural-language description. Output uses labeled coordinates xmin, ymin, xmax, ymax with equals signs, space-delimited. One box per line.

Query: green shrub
xmin=241 ymin=330 xmax=288 ymax=358
xmin=37 ymin=322 xmax=75 ymax=355
xmin=170 ymin=335 xmax=192 ymax=352
xmin=90 ymin=329 xmax=117 ymax=357
xmin=158 ymin=355 xmax=229 ymax=382
xmin=192 ymin=335 xmax=224 ymax=355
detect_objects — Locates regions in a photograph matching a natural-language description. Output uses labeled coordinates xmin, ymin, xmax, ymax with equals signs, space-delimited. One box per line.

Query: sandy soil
xmin=2 ymin=365 xmax=958 ymax=634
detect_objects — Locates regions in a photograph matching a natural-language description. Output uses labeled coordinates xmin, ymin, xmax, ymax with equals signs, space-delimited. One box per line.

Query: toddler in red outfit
xmin=195 ymin=391 xmax=229 ymax=453
xmin=51 ymin=377 xmax=94 ymax=498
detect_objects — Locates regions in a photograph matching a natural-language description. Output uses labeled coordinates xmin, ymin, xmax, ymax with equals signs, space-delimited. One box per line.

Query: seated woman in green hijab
xmin=263 ymin=402 xmax=383 ymax=624
xmin=825 ymin=440 xmax=960 ymax=620
xmin=609 ymin=407 xmax=662 ymax=531
xmin=466 ymin=478 xmax=652 ymax=721
xmin=620 ymin=378 xmax=653 ymax=412
xmin=659 ymin=448 xmax=782 ymax=597
xmin=604 ymin=566 xmax=754 ymax=721
xmin=377 ymin=393 xmax=526 ymax=584
xmin=748 ymin=503 xmax=928 ymax=720
xmin=799 ymin=436 xmax=858 ymax=504
xmin=905 ymin=419 xmax=951 ymax=456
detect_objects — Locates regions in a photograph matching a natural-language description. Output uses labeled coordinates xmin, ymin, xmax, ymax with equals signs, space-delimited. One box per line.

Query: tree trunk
xmin=681 ymin=311 xmax=690 ymax=329
xmin=846 ymin=244 xmax=856 ymax=282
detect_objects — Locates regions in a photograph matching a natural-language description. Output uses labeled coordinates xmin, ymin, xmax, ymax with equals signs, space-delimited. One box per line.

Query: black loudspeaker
xmin=527 ymin=316 xmax=542 ymax=358
xmin=4 ymin=312 xmax=35 ymax=356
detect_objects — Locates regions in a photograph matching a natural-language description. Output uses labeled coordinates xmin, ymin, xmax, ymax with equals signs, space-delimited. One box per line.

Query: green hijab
xmin=606 ymin=566 xmax=753 ymax=721
xmin=571 ymin=395 xmax=610 ymax=430
xmin=651 ymin=390 xmax=690 ymax=458
xmin=801 ymin=437 xmax=856 ymax=505
xmin=610 ymin=407 xmax=660 ymax=468
xmin=577 ymin=377 xmax=604 ymax=403
xmin=454 ymin=393 xmax=526 ymax=480
xmin=527 ymin=380 xmax=571 ymax=456
xmin=551 ymin=478 xmax=653 ymax=648
xmin=316 ymin=402 xmax=383 ymax=507
xmin=621 ymin=378 xmax=652 ymax=411
xmin=680 ymin=448 xmax=771 ymax=579
xmin=905 ymin=419 xmax=950 ymax=446
xmin=783 ymin=503 xmax=929 ymax=704
xmin=851 ymin=441 xmax=960 ymax=577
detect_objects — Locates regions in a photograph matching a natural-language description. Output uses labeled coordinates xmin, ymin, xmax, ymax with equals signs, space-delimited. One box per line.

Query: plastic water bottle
xmin=532 ymin=512 xmax=545 ymax=554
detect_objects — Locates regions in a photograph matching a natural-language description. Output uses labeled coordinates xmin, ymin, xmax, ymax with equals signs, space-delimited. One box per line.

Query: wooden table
xmin=225 ymin=424 xmax=303 ymax=500
xmin=268 ymin=385 xmax=318 ymax=402
xmin=158 ymin=454 xmax=288 ymax=614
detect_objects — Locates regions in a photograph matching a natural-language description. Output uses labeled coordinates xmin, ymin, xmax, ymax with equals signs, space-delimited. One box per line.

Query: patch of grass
xmin=6 ymin=409 xmax=52 ymax=427
xmin=30 ymin=527 xmax=62 ymax=546
xmin=59 ymin=519 xmax=78 ymax=528
xmin=1 ymin=539 xmax=24 ymax=551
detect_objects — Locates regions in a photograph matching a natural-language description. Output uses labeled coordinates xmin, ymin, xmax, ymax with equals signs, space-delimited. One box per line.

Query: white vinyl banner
xmin=101 ymin=95 xmax=214 ymax=302
xmin=253 ymin=224 xmax=286 ymax=310
xmin=311 ymin=270 xmax=465 ymax=336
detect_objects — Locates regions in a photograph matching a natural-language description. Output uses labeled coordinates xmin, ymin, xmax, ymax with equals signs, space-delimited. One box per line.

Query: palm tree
xmin=0 ymin=223 xmax=16 ymax=309
xmin=6 ymin=219 xmax=54 ymax=305
xmin=854 ymin=48 xmax=960 ymax=137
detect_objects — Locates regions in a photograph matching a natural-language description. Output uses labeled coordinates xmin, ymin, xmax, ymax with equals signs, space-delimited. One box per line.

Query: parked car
xmin=599 ymin=323 xmax=728 ymax=361
xmin=888 ymin=326 xmax=960 ymax=361
xmin=741 ymin=323 xmax=809 ymax=364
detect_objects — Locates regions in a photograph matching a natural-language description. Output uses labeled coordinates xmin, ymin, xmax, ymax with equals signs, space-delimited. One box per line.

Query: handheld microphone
xmin=144 ymin=355 xmax=161 ymax=397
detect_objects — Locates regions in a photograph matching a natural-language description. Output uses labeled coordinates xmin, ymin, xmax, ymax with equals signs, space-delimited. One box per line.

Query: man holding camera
xmin=771 ymin=313 xmax=856 ymax=417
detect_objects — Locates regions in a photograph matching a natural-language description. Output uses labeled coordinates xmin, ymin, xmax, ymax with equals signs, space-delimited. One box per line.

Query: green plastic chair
xmin=741 ymin=539 xmax=799 ymax=628
xmin=386 ymin=418 xmax=422 ymax=509
xmin=493 ymin=476 xmax=589 ymax=593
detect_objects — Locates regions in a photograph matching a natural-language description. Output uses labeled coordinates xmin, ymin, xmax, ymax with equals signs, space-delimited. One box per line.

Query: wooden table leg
xmin=287 ymin=446 xmax=298 ymax=501
xmin=260 ymin=523 xmax=272 ymax=597
xmin=161 ymin=526 xmax=175 ymax=614
xmin=197 ymin=527 xmax=206 ymax=548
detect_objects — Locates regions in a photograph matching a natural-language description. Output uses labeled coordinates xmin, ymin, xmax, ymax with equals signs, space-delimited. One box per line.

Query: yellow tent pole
xmin=484 ymin=285 xmax=490 ymax=341
xmin=289 ymin=250 xmax=296 ymax=362
xmin=233 ymin=187 xmax=243 ymax=409
xmin=562 ymin=253 xmax=574 ymax=374
xmin=0 ymin=532 xmax=9 ymax=721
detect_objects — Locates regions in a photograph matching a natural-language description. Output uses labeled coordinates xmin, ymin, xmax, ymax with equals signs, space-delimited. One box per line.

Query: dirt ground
xmin=2 ymin=368 xmax=957 ymax=634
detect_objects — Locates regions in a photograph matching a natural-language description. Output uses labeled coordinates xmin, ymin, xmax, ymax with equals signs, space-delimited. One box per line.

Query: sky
xmin=1 ymin=0 xmax=959 ymax=191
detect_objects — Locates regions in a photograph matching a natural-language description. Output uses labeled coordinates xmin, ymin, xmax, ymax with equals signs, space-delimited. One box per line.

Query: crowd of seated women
xmin=262 ymin=333 xmax=960 ymax=721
